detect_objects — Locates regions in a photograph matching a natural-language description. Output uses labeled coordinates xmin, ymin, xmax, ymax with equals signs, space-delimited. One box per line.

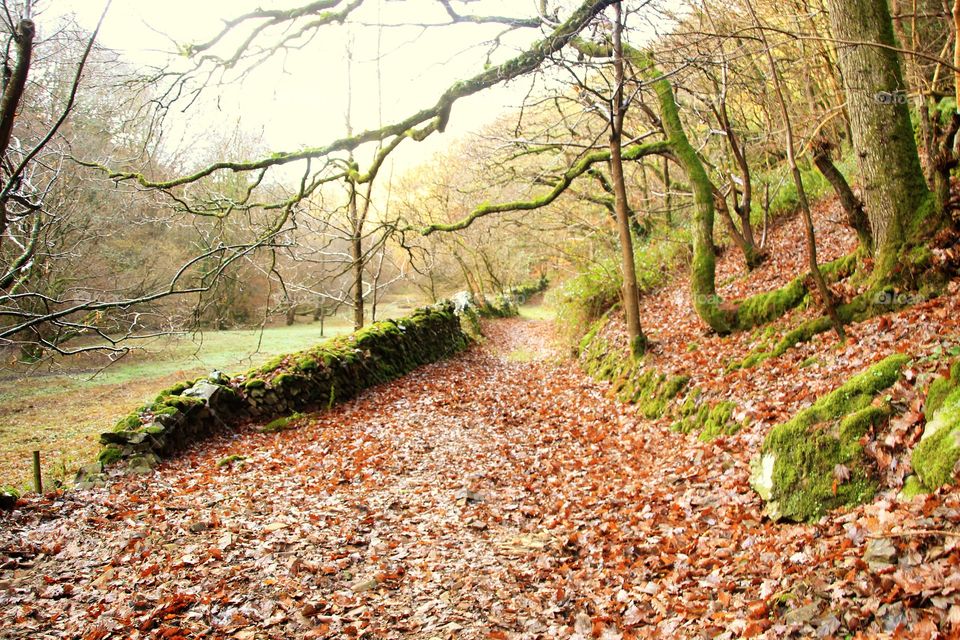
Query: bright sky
xmin=35 ymin=0 xmax=685 ymax=201
xmin=43 ymin=0 xmax=552 ymax=173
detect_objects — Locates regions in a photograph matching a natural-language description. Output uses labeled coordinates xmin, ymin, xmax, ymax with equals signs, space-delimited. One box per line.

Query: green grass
xmin=0 ymin=304 xmax=412 ymax=489
xmin=518 ymin=304 xmax=557 ymax=321
xmin=0 ymin=322 xmax=355 ymax=404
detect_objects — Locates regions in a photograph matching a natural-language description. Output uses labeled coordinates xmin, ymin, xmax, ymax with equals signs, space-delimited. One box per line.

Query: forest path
xmin=1 ymin=318 xmax=955 ymax=639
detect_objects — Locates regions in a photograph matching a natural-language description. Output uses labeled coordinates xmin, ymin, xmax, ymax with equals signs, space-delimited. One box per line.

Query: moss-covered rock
xmin=900 ymin=474 xmax=929 ymax=499
xmin=161 ymin=394 xmax=205 ymax=412
xmin=925 ymin=376 xmax=954 ymax=421
xmin=114 ymin=413 xmax=143 ymax=431
xmin=750 ymin=354 xmax=909 ymax=521
xmin=295 ymin=356 xmax=319 ymax=372
xmin=97 ymin=445 xmax=123 ymax=465
xmin=912 ymin=385 xmax=960 ymax=491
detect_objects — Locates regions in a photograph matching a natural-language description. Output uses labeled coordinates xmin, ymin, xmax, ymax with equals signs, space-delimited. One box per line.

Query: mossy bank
xmin=905 ymin=359 xmax=960 ymax=496
xmin=579 ymin=310 xmax=744 ymax=441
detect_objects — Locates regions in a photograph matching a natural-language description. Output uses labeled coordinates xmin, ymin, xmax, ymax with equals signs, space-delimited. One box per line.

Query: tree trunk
xmin=610 ymin=3 xmax=646 ymax=355
xmin=826 ymin=0 xmax=936 ymax=277
xmin=748 ymin=0 xmax=845 ymax=340
xmin=0 ymin=18 xmax=34 ymax=246
xmin=643 ymin=61 xmax=729 ymax=333
xmin=811 ymin=139 xmax=873 ymax=252
xmin=349 ymin=182 xmax=364 ymax=330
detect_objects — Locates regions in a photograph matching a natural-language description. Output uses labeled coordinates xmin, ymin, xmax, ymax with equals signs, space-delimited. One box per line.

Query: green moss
xmin=838 ymin=405 xmax=889 ymax=447
xmin=161 ymin=395 xmax=204 ymax=412
xmin=630 ymin=334 xmax=648 ymax=357
xmin=777 ymin=317 xmax=836 ymax=357
xmin=261 ymin=411 xmax=305 ymax=433
xmin=98 ymin=445 xmax=123 ymax=466
xmin=679 ymin=388 xmax=702 ymax=416
xmin=760 ymin=422 xmax=876 ymax=522
xmin=799 ymin=356 xmax=824 ymax=369
xmin=114 ymin=413 xmax=142 ymax=431
xmin=257 ymin=355 xmax=287 ymax=373
xmin=820 ymin=252 xmax=859 ymax=282
xmin=900 ymin=474 xmax=931 ymax=498
xmin=295 ymin=356 xmax=319 ymax=372
xmin=753 ymin=354 xmax=908 ymax=521
xmin=157 ymin=380 xmax=193 ymax=398
xmin=912 ymin=386 xmax=960 ymax=489
xmin=641 ymin=375 xmax=690 ymax=419
xmin=734 ymin=316 xmax=836 ymax=371
xmin=578 ymin=312 xmax=611 ymax=354
xmin=925 ymin=376 xmax=955 ymax=422
xmin=272 ymin=373 xmax=305 ymax=388
xmin=912 ymin=422 xmax=960 ymax=489
xmin=908 ymin=245 xmax=934 ymax=270
xmin=662 ymin=376 xmax=689 ymax=400
xmin=699 ymin=401 xmax=739 ymax=442
xmin=244 ymin=378 xmax=266 ymax=390
xmin=217 ymin=454 xmax=247 ymax=467
xmin=733 ymin=277 xmax=807 ymax=332
xmin=786 ymin=354 xmax=907 ymax=431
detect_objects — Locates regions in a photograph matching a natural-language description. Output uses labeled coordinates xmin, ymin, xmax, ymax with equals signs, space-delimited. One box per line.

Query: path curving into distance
xmin=2 ymin=318 xmax=958 ymax=638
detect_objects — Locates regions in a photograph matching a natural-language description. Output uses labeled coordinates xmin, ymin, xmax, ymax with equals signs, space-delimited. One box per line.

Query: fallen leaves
xmin=0 ymin=274 xmax=959 ymax=639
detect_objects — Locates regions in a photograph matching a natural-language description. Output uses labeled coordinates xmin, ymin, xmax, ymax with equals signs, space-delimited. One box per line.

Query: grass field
xmin=0 ymin=315 xmax=371 ymax=490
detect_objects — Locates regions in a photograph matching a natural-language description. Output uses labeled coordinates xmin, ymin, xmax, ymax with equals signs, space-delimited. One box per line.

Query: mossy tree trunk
xmin=626 ymin=48 xmax=732 ymax=334
xmin=610 ymin=4 xmax=647 ymax=355
xmin=826 ymin=0 xmax=938 ymax=279
xmin=891 ymin=0 xmax=958 ymax=212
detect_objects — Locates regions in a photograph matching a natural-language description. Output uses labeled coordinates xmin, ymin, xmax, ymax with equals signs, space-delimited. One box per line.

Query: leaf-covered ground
xmin=2 ymin=316 xmax=960 ymax=639
xmin=606 ymin=199 xmax=960 ymax=431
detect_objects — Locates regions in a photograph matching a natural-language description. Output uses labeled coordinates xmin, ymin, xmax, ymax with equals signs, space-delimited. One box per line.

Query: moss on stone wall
xmin=89 ymin=303 xmax=469 ymax=478
xmin=750 ymin=354 xmax=909 ymax=521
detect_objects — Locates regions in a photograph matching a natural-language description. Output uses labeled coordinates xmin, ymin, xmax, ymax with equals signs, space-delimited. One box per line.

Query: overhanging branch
xmin=77 ymin=0 xmax=617 ymax=192
xmin=422 ymin=139 xmax=670 ymax=234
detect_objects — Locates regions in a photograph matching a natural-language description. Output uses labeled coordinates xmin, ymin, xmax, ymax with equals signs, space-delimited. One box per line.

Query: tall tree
xmin=746 ymin=0 xmax=844 ymax=339
xmin=609 ymin=2 xmax=648 ymax=354
xmin=825 ymin=0 xmax=938 ymax=278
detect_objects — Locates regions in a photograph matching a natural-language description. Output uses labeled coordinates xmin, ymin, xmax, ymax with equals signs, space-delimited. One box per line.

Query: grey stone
xmin=864 ymin=537 xmax=897 ymax=570
xmin=454 ymin=488 xmax=485 ymax=504
xmin=127 ymin=454 xmax=159 ymax=475
xmin=785 ymin=603 xmax=820 ymax=626
xmin=183 ymin=381 xmax=221 ymax=402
